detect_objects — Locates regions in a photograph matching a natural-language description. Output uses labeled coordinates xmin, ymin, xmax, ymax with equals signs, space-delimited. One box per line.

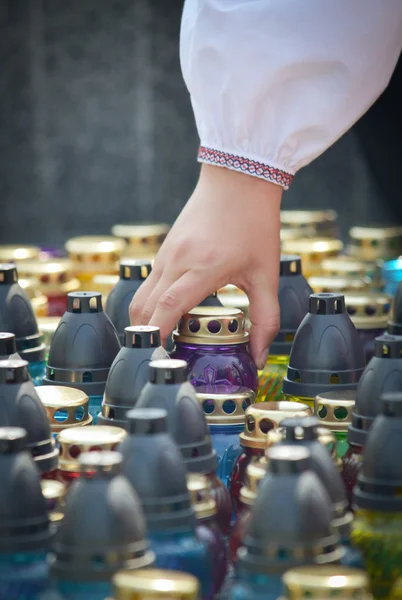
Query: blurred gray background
xmin=0 ymin=0 xmax=401 ymax=249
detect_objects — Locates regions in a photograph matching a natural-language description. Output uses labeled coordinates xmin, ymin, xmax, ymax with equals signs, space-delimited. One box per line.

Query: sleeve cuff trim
xmin=197 ymin=146 xmax=294 ymax=190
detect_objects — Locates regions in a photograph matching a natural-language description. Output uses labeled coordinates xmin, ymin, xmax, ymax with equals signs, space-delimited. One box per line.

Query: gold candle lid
xmin=282 ymin=237 xmax=343 ymax=256
xmin=196 ymin=386 xmax=255 ymax=425
xmin=239 ymin=460 xmax=267 ymax=506
xmin=113 ymin=569 xmax=200 ymax=600
xmin=308 ymin=275 xmax=369 ymax=294
xmin=349 ymin=226 xmax=402 ymax=260
xmin=282 ymin=566 xmax=370 ymax=598
xmin=321 ymin=257 xmax=371 ymax=279
xmin=314 ymin=390 xmax=355 ymax=432
xmin=36 ymin=385 xmax=93 ymax=432
xmin=0 ymin=245 xmax=41 ymax=262
xmin=187 ymin=474 xmax=216 ymax=519
xmin=15 ymin=259 xmax=79 ymax=294
xmin=173 ymin=307 xmax=249 ymax=345
xmin=112 ymin=222 xmax=169 ymax=241
xmin=65 ymin=236 xmax=126 ymax=271
xmin=41 ymin=479 xmax=66 ymax=523
xmin=240 ymin=402 xmax=312 ymax=450
xmin=281 ymin=210 xmax=337 ymax=226
xmin=344 ymin=292 xmax=391 ymax=329
xmin=58 ymin=425 xmax=127 ymax=472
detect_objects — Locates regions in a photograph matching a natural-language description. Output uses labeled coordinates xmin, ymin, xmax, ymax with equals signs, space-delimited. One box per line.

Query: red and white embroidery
xmin=198 ymin=146 xmax=294 ymax=189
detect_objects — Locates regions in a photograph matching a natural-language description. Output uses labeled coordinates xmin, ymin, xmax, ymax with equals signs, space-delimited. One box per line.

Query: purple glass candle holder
xmin=170 ymin=307 xmax=258 ymax=392
xmin=345 ymin=293 xmax=390 ymax=363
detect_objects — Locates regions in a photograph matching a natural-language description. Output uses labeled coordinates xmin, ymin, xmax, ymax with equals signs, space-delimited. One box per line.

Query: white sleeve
xmin=180 ymin=0 xmax=402 ymax=190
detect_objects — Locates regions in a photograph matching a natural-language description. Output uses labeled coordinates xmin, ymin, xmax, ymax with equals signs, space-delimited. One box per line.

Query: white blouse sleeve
xmin=180 ymin=0 xmax=402 ymax=190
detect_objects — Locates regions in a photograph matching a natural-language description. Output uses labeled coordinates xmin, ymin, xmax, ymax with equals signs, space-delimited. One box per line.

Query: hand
xmin=129 ymin=164 xmax=282 ymax=369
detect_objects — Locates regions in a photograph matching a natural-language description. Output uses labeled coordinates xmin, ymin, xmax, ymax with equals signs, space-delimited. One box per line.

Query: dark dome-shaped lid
xmin=136 ymin=361 xmax=217 ymax=474
xmin=354 ymin=392 xmax=402 ymax=511
xmin=98 ymin=326 xmax=169 ymax=427
xmin=43 ymin=292 xmax=120 ymax=396
xmin=51 ymin=450 xmax=154 ymax=581
xmin=348 ymin=335 xmax=402 ymax=447
xmin=198 ymin=292 xmax=223 ymax=307
xmin=0 ymin=359 xmax=58 ymax=473
xmin=283 ymin=293 xmax=365 ymax=398
xmin=271 ymin=255 xmax=312 ymax=355
xmin=120 ymin=409 xmax=195 ymax=531
xmin=0 ymin=332 xmax=18 ymax=359
xmin=388 ymin=280 xmax=402 ymax=335
xmin=0 ymin=427 xmax=52 ymax=552
xmin=0 ymin=264 xmax=45 ymax=363
xmin=279 ymin=417 xmax=351 ymax=537
xmin=238 ymin=445 xmax=342 ymax=573
xmin=106 ymin=259 xmax=152 ymax=343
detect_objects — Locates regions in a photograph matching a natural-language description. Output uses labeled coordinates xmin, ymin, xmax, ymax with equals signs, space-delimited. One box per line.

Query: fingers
xmin=246 ymin=279 xmax=280 ymax=370
xmin=148 ymin=270 xmax=221 ymax=343
xmin=129 ymin=267 xmax=161 ymax=326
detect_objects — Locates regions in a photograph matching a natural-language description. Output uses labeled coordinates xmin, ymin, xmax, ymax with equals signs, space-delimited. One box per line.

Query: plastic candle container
xmin=0 ymin=263 xmax=47 ymax=384
xmin=105 ymin=260 xmax=152 ymax=344
xmin=98 ymin=325 xmax=169 ymax=428
xmin=352 ymin=392 xmax=402 ymax=598
xmin=280 ymin=210 xmax=339 ymax=239
xmin=136 ymin=359 xmax=232 ymax=535
xmin=120 ymin=409 xmax=213 ymax=600
xmin=384 ymin=258 xmax=402 ymax=296
xmin=57 ymin=425 xmax=126 ymax=486
xmin=280 ymin=566 xmax=371 ymax=599
xmin=343 ymin=335 xmax=402 ymax=505
xmin=257 ymin=256 xmax=312 ymax=403
xmin=51 ymin=450 xmax=154 ymax=600
xmin=16 ymin=259 xmax=80 ymax=317
xmin=41 ymin=479 xmax=66 ymax=528
xmin=187 ymin=473 xmax=228 ymax=598
xmin=348 ymin=225 xmax=402 ymax=262
xmin=0 ymin=427 xmax=53 ymax=600
xmin=281 ymin=238 xmax=343 ymax=278
xmin=112 ymin=569 xmax=199 ymax=600
xmin=65 ymin=236 xmax=126 ymax=290
xmin=345 ymin=292 xmax=391 ymax=363
xmin=43 ymin=291 xmax=121 ymax=422
xmin=36 ymin=385 xmax=92 ymax=438
xmin=111 ymin=222 xmax=170 ymax=258
xmin=0 ymin=358 xmax=59 ymax=478
xmin=315 ymin=390 xmax=355 ymax=458
xmin=283 ymin=293 xmax=366 ymax=410
xmin=196 ymin=385 xmax=255 ymax=487
xmin=170 ymin=307 xmax=258 ymax=392
xmin=231 ymin=445 xmax=343 ymax=600
xmin=229 ymin=401 xmax=311 ymax=514
xmin=229 ymin=460 xmax=266 ymax=563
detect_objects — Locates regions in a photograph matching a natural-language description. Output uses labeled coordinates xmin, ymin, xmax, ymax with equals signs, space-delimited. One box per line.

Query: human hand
xmin=129 ymin=164 xmax=282 ymax=369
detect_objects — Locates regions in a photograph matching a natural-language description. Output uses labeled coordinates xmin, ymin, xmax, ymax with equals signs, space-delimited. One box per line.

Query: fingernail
xmin=257 ymin=346 xmax=269 ymax=370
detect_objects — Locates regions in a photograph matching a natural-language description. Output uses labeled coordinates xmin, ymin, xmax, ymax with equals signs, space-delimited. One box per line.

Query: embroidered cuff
xmin=198 ymin=146 xmax=294 ymax=190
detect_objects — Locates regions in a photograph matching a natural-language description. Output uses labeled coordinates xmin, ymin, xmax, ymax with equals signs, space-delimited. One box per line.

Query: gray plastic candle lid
xmin=149 ymin=359 xmax=188 ymax=384
xmin=348 ymin=335 xmax=402 ymax=447
xmin=124 ymin=326 xmax=161 ymax=349
xmin=126 ymin=408 xmax=168 ymax=435
xmin=0 ymin=332 xmax=17 ymax=357
xmin=119 ymin=259 xmax=152 ymax=281
xmin=0 ymin=263 xmax=18 ymax=284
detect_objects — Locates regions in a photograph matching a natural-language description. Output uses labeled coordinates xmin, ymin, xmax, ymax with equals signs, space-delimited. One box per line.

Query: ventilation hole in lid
xmin=383 ymin=303 xmax=391 ymax=315
xmin=54 ymin=408 xmax=69 ymax=423
xmin=290 ymin=260 xmax=297 ymax=273
xmin=228 ymin=319 xmax=239 ymax=333
xmin=222 ymin=400 xmax=236 ymax=414
xmin=89 ymin=296 xmax=98 ymax=312
xmin=140 ymin=265 xmax=149 ymax=279
xmin=365 ymin=304 xmax=377 ymax=316
xmin=371 ymin=239 xmax=379 ymax=247
xmin=83 ymin=371 xmax=92 ymax=383
xmin=72 ymin=298 xmax=81 ymax=313
xmin=382 ymin=344 xmax=391 ymax=357
xmin=330 ymin=373 xmax=340 ymax=384
xmin=246 ymin=415 xmax=255 ymax=432
xmin=242 ymin=398 xmax=252 ymax=411
xmin=89 ymin=446 xmax=102 ymax=452
xmin=259 ymin=418 xmax=274 ymax=434
xmin=208 ymin=320 xmax=221 ymax=334
xmin=188 ymin=319 xmax=200 ymax=333
xmin=318 ymin=404 xmax=327 ymax=419
xmin=347 ymin=305 xmax=357 ymax=316
xmin=293 ymin=371 xmax=301 ymax=383
xmin=285 ymin=333 xmax=295 ymax=343
xmin=317 ymin=300 xmax=327 ymax=314
xmin=202 ymin=399 xmax=215 ymax=415
xmin=191 ymin=447 xmax=200 ymax=458
xmin=335 ymin=300 xmax=342 ymax=314
xmin=123 ymin=266 xmax=130 ymax=279
xmin=75 ymin=406 xmax=85 ymax=421
xmin=69 ymin=445 xmax=81 ymax=459
xmin=334 ymin=406 xmax=348 ymax=420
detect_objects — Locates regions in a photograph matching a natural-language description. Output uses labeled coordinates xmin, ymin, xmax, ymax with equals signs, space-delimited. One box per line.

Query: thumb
xmin=246 ymin=280 xmax=280 ymax=370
